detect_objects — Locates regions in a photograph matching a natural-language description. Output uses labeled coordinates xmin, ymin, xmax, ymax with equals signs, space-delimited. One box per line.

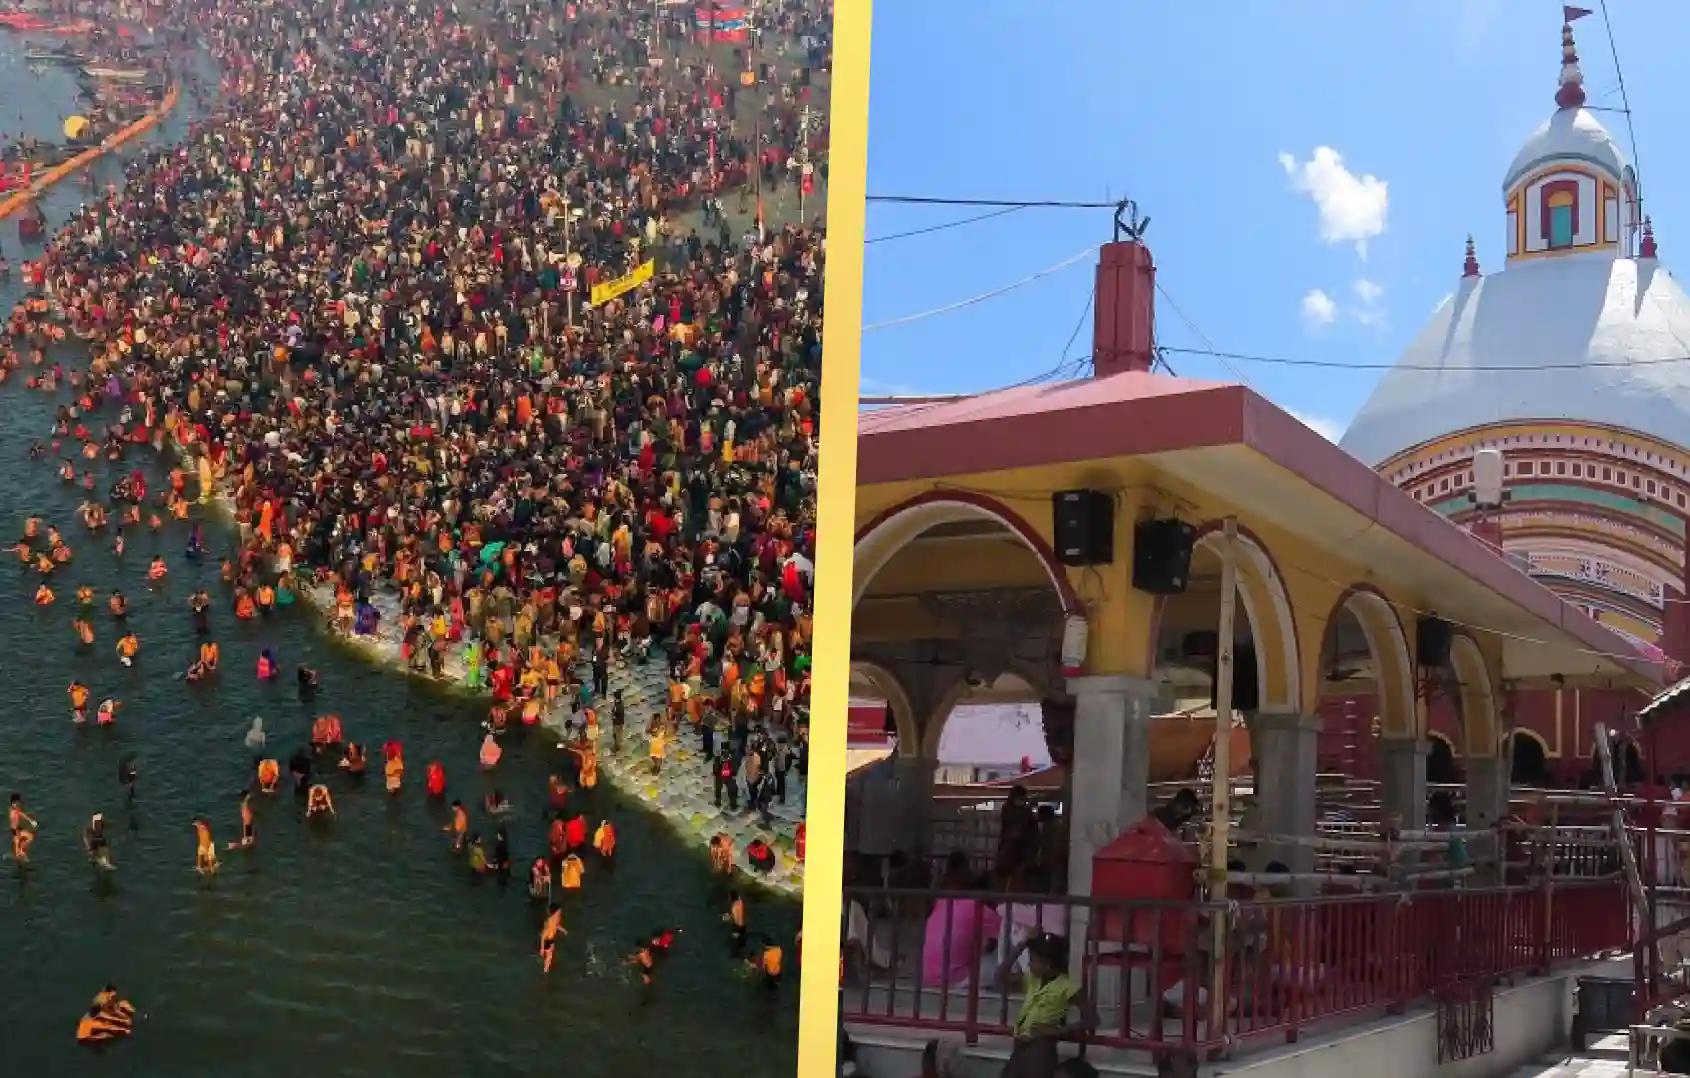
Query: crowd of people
xmin=1 ymin=0 xmax=829 ymax=1045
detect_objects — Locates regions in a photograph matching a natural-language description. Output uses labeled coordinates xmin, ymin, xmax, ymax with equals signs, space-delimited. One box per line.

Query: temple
xmin=842 ymin=14 xmax=1670 ymax=1077
xmin=1338 ymin=13 xmax=1690 ymax=786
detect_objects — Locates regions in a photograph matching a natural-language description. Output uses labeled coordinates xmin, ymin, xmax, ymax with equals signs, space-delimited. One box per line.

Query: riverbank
xmin=300 ymin=580 xmax=808 ymax=897
xmin=0 ymin=80 xmax=180 ymax=221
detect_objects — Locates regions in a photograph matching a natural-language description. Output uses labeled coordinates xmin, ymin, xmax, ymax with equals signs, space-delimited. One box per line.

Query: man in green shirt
xmin=994 ymin=933 xmax=1097 ymax=1077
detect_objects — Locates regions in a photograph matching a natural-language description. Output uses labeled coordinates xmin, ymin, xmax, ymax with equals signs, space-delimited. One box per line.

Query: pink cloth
xmin=921 ymin=899 xmax=1001 ymax=987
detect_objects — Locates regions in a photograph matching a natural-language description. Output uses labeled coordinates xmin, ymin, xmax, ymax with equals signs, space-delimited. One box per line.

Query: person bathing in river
xmin=226 ymin=791 xmax=255 ymax=850
xmin=339 ymin=743 xmax=367 ymax=778
xmin=445 ymin=800 xmax=469 ymax=850
xmin=84 ymin=813 xmax=113 ymax=870
xmin=192 ymin=817 xmax=218 ymax=876
xmin=189 ymin=589 xmax=211 ymax=635
xmin=68 ymin=680 xmax=89 ymax=724
xmin=10 ymin=793 xmax=39 ymax=864
xmin=115 ymin=630 xmax=139 ymax=667
xmin=297 ymin=664 xmax=320 ymax=700
xmin=529 ymin=857 xmax=552 ymax=901
xmin=305 ymin=784 xmax=335 ymax=819
xmin=539 ymin=904 xmax=566 ymax=973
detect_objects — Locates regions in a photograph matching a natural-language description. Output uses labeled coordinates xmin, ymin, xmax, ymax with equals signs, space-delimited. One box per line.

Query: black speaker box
xmin=1133 ymin=518 xmax=1195 ymax=594
xmin=1417 ymin=616 xmax=1452 ymax=667
xmin=1053 ymin=490 xmax=1113 ymax=566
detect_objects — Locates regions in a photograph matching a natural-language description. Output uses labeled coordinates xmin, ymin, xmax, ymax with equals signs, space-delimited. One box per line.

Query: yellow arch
xmin=1322 ymin=588 xmax=1418 ymax=738
xmin=1190 ymin=528 xmax=1301 ymax=714
xmin=1450 ymin=634 xmax=1500 ymax=757
xmin=850 ymin=661 xmax=922 ymax=760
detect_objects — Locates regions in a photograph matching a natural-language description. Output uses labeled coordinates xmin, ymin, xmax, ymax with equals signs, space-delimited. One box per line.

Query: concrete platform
xmin=847 ymin=958 xmax=1633 ymax=1078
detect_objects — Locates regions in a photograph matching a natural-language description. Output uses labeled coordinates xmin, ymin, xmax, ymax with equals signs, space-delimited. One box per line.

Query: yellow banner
xmin=588 ymin=259 xmax=655 ymax=307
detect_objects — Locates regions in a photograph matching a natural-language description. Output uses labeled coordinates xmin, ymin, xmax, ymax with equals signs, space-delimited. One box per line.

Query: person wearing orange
xmin=34 ymin=582 xmax=54 ymax=605
xmin=559 ymin=851 xmax=584 ymax=890
xmin=256 ymin=758 xmax=280 ymax=793
xmin=115 ymin=631 xmax=140 ymax=667
xmin=538 ymin=904 xmax=565 ymax=973
xmin=67 ymin=680 xmax=89 ymax=723
xmin=593 ymin=819 xmax=616 ymax=861
xmin=444 ymin=799 xmax=469 ymax=850
xmin=193 ymin=817 xmax=218 ymax=875
xmin=567 ymin=742 xmax=598 ymax=790
xmin=9 ymin=793 xmax=38 ymax=863
xmin=384 ymin=744 xmax=404 ymax=793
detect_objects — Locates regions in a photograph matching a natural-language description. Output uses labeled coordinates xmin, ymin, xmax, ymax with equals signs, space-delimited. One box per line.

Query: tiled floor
xmin=1506 ymin=1035 xmax=1633 ymax=1077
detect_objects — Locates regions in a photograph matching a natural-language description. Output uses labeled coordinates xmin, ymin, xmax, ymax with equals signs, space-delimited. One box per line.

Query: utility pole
xmin=1206 ymin=516 xmax=1238 ymax=1036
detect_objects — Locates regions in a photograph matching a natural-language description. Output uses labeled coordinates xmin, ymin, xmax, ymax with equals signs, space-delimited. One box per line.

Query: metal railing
xmin=840 ymin=879 xmax=1631 ymax=1067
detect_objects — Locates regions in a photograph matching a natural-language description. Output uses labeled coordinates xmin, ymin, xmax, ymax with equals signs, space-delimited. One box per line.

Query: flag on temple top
xmin=1564 ymin=5 xmax=1592 ymax=21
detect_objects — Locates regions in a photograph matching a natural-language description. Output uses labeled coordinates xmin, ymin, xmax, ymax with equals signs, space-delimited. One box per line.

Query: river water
xmin=0 ymin=36 xmax=798 ymax=1078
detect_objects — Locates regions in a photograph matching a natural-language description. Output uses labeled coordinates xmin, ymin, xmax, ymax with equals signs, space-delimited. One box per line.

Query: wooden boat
xmin=80 ymin=64 xmax=148 ymax=81
xmin=26 ymin=46 xmax=87 ymax=63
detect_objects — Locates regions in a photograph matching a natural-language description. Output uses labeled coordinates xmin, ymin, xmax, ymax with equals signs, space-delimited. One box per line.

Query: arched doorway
xmin=1427 ymin=733 xmax=1460 ymax=784
xmin=1507 ymin=730 xmax=1551 ymax=787
xmin=851 ymin=494 xmax=1073 ymax=880
xmin=1313 ymin=587 xmax=1417 ymax=776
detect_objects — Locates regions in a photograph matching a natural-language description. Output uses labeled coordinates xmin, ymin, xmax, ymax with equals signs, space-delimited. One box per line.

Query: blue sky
xmin=860 ymin=1 xmax=1690 ymax=440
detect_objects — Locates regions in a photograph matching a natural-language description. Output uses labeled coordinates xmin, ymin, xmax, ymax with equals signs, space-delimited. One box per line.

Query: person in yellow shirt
xmin=994 ymin=932 xmax=1098 ymax=1077
xmin=649 ymin=724 xmax=666 ymax=774
xmin=560 ymin=852 xmax=584 ymax=889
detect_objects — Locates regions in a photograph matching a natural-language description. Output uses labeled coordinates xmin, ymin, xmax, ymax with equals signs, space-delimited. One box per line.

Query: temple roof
xmin=1339 ymin=251 xmax=1690 ymax=465
xmin=1503 ymin=105 xmax=1628 ymax=194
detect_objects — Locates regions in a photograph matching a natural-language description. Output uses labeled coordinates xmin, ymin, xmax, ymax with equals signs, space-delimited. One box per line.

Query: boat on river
xmin=80 ymin=64 xmax=147 ymax=81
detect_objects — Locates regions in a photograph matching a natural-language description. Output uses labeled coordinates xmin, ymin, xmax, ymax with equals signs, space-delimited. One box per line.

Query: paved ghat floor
xmin=1507 ymin=1035 xmax=1633 ymax=1077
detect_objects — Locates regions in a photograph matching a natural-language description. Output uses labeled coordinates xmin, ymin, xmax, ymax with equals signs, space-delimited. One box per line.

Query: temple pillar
xmin=1064 ymin=675 xmax=1159 ymax=899
xmin=1465 ymin=752 xmax=1510 ymax=882
xmin=1248 ymin=713 xmax=1321 ymax=879
xmin=1063 ymin=674 xmax=1157 ymax=981
xmin=1465 ymin=752 xmax=1510 ymax=831
xmin=1379 ymin=736 xmax=1429 ymax=832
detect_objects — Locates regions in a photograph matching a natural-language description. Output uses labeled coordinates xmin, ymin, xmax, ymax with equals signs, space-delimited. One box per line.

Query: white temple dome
xmin=1503 ymin=107 xmax=1628 ymax=194
xmin=1339 ymin=253 xmax=1690 ymax=466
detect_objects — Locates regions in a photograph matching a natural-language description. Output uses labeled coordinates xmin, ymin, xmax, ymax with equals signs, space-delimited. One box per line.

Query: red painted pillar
xmin=1092 ymin=241 xmax=1156 ymax=377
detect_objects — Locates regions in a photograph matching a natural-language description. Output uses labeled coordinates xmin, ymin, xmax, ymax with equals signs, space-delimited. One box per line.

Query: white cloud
xmin=1288 ymin=409 xmax=1345 ymax=442
xmin=1278 ymin=147 xmax=1390 ymax=257
xmin=1351 ymin=277 xmax=1387 ymax=328
xmin=1300 ymin=288 xmax=1338 ymax=331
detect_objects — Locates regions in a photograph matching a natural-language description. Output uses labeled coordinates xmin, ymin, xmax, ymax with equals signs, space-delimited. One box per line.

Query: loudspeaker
xmin=1210 ymin=642 xmax=1259 ymax=713
xmin=1133 ymin=518 xmax=1194 ymax=594
xmin=1417 ymin=616 xmax=1452 ymax=667
xmin=1053 ymin=490 xmax=1114 ymax=566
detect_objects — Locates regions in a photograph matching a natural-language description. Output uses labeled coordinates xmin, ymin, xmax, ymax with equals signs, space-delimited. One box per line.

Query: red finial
xmin=1642 ymin=216 xmax=1658 ymax=259
xmin=1555 ymin=21 xmax=1587 ymax=109
xmin=1463 ymin=235 xmax=1480 ymax=278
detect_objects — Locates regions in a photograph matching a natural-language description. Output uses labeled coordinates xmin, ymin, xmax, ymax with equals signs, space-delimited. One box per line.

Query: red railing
xmin=840 ymin=879 xmax=1630 ymax=1066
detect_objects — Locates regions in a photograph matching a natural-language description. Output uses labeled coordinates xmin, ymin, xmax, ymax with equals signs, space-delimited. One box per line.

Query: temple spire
xmin=1463 ymin=235 xmax=1480 ymax=278
xmin=1555 ymin=8 xmax=1591 ymax=110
